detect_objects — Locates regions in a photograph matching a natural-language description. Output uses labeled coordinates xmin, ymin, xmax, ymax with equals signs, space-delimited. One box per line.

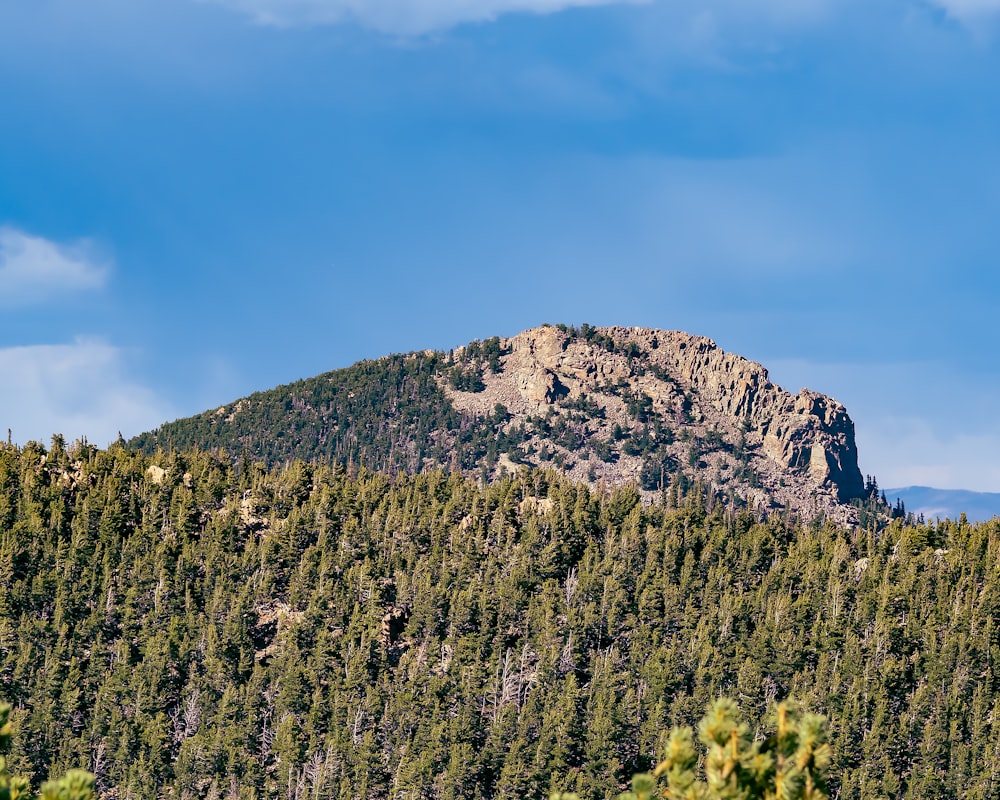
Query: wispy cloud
xmin=0 ymin=339 xmax=172 ymax=446
xmin=201 ymin=0 xmax=647 ymax=34
xmin=859 ymin=417 xmax=1000 ymax=493
xmin=0 ymin=227 xmax=109 ymax=306
xmin=930 ymin=0 xmax=1000 ymax=21
xmin=197 ymin=0 xmax=877 ymax=37
xmin=196 ymin=0 xmax=1000 ymax=40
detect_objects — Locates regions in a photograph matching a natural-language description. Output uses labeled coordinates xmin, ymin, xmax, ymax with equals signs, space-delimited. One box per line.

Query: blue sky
xmin=2 ymin=0 xmax=999 ymax=490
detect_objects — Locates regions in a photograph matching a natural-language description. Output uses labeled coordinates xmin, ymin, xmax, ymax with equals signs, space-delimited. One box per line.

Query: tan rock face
xmin=445 ymin=325 xmax=866 ymax=521
xmin=516 ymin=367 xmax=568 ymax=405
xmin=757 ymin=389 xmax=861 ymax=500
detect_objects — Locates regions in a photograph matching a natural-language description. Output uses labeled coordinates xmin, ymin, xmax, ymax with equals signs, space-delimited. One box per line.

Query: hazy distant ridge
xmin=885 ymin=485 xmax=1000 ymax=523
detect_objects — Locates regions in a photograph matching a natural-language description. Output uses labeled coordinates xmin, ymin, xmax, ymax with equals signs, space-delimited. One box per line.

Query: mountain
xmin=885 ymin=485 xmax=1000 ymax=523
xmin=131 ymin=324 xmax=868 ymax=523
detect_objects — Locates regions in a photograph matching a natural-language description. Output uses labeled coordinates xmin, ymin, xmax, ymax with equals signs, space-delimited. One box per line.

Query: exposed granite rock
xmin=446 ymin=325 xmax=865 ymax=523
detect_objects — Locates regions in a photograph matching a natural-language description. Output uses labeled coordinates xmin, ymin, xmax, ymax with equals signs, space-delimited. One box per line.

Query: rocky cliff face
xmin=445 ymin=325 xmax=865 ymax=522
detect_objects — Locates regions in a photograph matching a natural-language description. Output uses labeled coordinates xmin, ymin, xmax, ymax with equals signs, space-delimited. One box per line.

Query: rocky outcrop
xmin=760 ymin=390 xmax=863 ymax=502
xmin=445 ymin=325 xmax=866 ymax=522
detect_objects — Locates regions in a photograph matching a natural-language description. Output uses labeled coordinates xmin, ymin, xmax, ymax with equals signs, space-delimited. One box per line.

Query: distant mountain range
xmin=884 ymin=486 xmax=1000 ymax=523
xmin=131 ymin=324 xmax=871 ymax=523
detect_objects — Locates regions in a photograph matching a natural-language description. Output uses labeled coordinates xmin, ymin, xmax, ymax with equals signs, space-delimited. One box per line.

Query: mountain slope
xmin=1 ymin=442 xmax=997 ymax=800
xmin=131 ymin=324 xmax=867 ymax=522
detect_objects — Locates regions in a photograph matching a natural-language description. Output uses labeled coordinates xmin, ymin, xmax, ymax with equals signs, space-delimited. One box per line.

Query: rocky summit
xmin=444 ymin=325 xmax=864 ymax=522
xmin=132 ymin=324 xmax=866 ymax=523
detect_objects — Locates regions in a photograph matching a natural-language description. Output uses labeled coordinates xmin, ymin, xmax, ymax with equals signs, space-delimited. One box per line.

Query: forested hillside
xmin=127 ymin=351 xmax=499 ymax=477
xmin=1 ymin=439 xmax=998 ymax=799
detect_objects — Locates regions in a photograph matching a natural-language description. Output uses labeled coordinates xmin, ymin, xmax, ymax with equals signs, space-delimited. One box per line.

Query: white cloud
xmin=0 ymin=339 xmax=172 ymax=447
xmin=201 ymin=0 xmax=647 ymax=34
xmin=0 ymin=227 xmax=109 ymax=306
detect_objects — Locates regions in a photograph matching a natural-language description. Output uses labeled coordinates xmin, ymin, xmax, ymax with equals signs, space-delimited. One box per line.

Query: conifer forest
xmin=1 ymin=439 xmax=998 ymax=799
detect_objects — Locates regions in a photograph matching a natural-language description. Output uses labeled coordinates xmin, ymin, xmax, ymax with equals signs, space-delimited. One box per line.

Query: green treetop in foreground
xmin=2 ymin=694 xmax=824 ymax=800
xmin=555 ymin=699 xmax=830 ymax=800
xmin=0 ymin=704 xmax=96 ymax=800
